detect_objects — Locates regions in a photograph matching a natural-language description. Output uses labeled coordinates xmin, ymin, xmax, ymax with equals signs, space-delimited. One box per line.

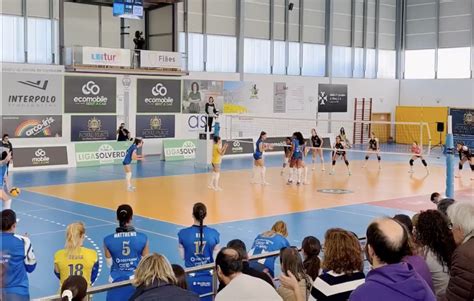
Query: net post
xmin=445 ymin=115 xmax=454 ymax=198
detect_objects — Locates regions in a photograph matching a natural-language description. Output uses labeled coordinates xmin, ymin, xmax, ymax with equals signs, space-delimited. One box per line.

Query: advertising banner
xmin=136 ymin=115 xmax=175 ymax=139
xmin=163 ymin=139 xmax=197 ymax=161
xmin=13 ymin=146 xmax=68 ymax=168
xmin=223 ymin=81 xmax=263 ymax=114
xmin=222 ymin=138 xmax=254 ymax=155
xmin=182 ymin=80 xmax=224 ymax=114
xmin=75 ymin=141 xmax=131 ymax=167
xmin=137 ymin=79 xmax=181 ymax=113
xmin=140 ymin=50 xmax=182 ymax=69
xmin=317 ymin=84 xmax=348 ymax=113
xmin=65 ymin=76 xmax=117 ymax=113
xmin=82 ymin=47 xmax=131 ymax=67
xmin=265 ymin=137 xmax=290 ymax=152
xmin=71 ymin=115 xmax=117 ymax=141
xmin=450 ymin=108 xmax=474 ymax=148
xmin=2 ymin=115 xmax=62 ymax=138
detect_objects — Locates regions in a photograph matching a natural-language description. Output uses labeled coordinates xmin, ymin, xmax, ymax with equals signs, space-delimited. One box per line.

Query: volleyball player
xmin=54 ymin=222 xmax=99 ymax=287
xmin=123 ymin=138 xmax=144 ymax=192
xmin=104 ymin=204 xmax=149 ymax=301
xmin=252 ymin=131 xmax=271 ymax=185
xmin=409 ymin=141 xmax=429 ymax=174
xmin=288 ymin=132 xmax=308 ymax=185
xmin=363 ymin=132 xmax=381 ymax=169
xmin=455 ymin=142 xmax=473 ymax=179
xmin=310 ymin=128 xmax=325 ymax=171
xmin=329 ymin=135 xmax=351 ymax=176
xmin=209 ymin=136 xmax=228 ymax=191
xmin=281 ymin=137 xmax=292 ymax=175
xmin=1 ymin=148 xmax=13 ymax=210
xmin=178 ymin=203 xmax=220 ymax=301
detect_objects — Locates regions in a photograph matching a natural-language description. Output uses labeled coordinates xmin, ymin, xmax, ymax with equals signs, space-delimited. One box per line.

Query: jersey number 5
xmin=122 ymin=241 xmax=131 ymax=256
xmin=194 ymin=241 xmax=207 ymax=255
xmin=68 ymin=263 xmax=84 ymax=276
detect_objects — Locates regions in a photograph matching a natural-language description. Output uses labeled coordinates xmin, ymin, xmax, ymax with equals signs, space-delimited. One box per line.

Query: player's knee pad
xmin=409 ymin=159 xmax=414 ymax=166
xmin=377 ymin=156 xmax=381 ymax=161
xmin=332 ymin=160 xmax=336 ymax=166
xmin=365 ymin=156 xmax=369 ymax=160
xmin=422 ymin=159 xmax=427 ymax=167
xmin=459 ymin=163 xmax=463 ymax=170
xmin=344 ymin=160 xmax=349 ymax=166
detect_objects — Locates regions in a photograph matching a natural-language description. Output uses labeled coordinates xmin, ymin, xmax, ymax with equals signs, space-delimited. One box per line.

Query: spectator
xmin=2 ymin=134 xmax=13 ymax=169
xmin=178 ymin=202 xmax=220 ymax=300
xmin=278 ymin=247 xmax=312 ymax=301
xmin=130 ymin=253 xmax=199 ymax=301
xmin=1 ymin=149 xmax=13 ymax=210
xmin=430 ymin=192 xmax=441 ymax=205
xmin=301 ymin=236 xmax=321 ymax=281
xmin=1 ymin=209 xmax=36 ymax=301
xmin=117 ymin=123 xmax=131 ymax=141
xmin=215 ymin=247 xmax=282 ymax=301
xmin=411 ymin=213 xmax=420 ymax=234
xmin=437 ymin=198 xmax=455 ymax=216
xmin=441 ymin=202 xmax=474 ymax=301
xmin=393 ymin=214 xmax=434 ymax=292
xmin=60 ymin=275 xmax=88 ymax=301
xmin=54 ymin=222 xmax=99 ymax=287
xmin=415 ymin=210 xmax=456 ymax=296
xmin=310 ymin=228 xmax=365 ymax=301
xmin=104 ymin=204 xmax=149 ymax=301
xmin=350 ymin=218 xmax=435 ymax=301
xmin=248 ymin=220 xmax=290 ymax=276
xmin=172 ymin=264 xmax=188 ymax=290
xmin=218 ymin=239 xmax=274 ymax=291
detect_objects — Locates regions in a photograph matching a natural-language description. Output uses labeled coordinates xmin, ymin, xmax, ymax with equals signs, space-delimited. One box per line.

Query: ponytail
xmin=259 ymin=131 xmax=266 ymax=140
xmin=192 ymin=203 xmax=207 ymax=252
xmin=60 ymin=275 xmax=87 ymax=301
xmin=61 ymin=290 xmax=73 ymax=301
xmin=65 ymin=222 xmax=85 ymax=256
xmin=116 ymin=204 xmax=133 ymax=228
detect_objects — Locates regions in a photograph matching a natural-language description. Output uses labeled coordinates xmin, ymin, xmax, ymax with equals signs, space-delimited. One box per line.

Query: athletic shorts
xmin=211 ymin=163 xmax=221 ymax=168
xmin=253 ymin=154 xmax=262 ymax=161
xmin=292 ymin=153 xmax=303 ymax=161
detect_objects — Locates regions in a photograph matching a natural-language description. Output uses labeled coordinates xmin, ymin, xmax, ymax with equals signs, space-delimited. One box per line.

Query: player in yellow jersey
xmin=209 ymin=136 xmax=228 ymax=191
xmin=54 ymin=222 xmax=99 ymax=288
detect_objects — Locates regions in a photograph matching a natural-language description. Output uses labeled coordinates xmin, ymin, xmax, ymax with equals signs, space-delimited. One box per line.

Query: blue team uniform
xmin=178 ymin=225 xmax=220 ymax=301
xmin=1 ymin=163 xmax=7 ymax=188
xmin=248 ymin=233 xmax=290 ymax=277
xmin=253 ymin=138 xmax=263 ymax=160
xmin=1 ymin=233 xmax=37 ymax=300
xmin=123 ymin=144 xmax=137 ymax=165
xmin=292 ymin=138 xmax=303 ymax=160
xmin=103 ymin=229 xmax=148 ymax=301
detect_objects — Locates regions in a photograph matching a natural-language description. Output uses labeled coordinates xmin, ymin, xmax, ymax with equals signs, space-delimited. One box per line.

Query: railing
xmin=38 ymin=236 xmax=366 ymax=301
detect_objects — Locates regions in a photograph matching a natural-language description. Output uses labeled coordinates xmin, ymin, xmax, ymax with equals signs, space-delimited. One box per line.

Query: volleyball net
xmin=220 ymin=115 xmax=432 ymax=156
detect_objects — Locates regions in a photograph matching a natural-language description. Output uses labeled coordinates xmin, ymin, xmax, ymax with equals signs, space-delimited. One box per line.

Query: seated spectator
xmin=248 ymin=220 xmax=290 ymax=277
xmin=278 ymin=247 xmax=312 ymax=301
xmin=1 ymin=209 xmax=36 ymax=301
xmin=130 ymin=253 xmax=199 ymax=301
xmin=393 ymin=214 xmax=434 ymax=292
xmin=441 ymin=202 xmax=474 ymax=300
xmin=437 ymin=198 xmax=455 ymax=216
xmin=215 ymin=247 xmax=282 ymax=301
xmin=172 ymin=264 xmax=188 ymax=290
xmin=411 ymin=213 xmax=420 ymax=234
xmin=310 ymin=228 xmax=365 ymax=301
xmin=301 ymin=236 xmax=321 ymax=281
xmin=349 ymin=218 xmax=435 ymax=301
xmin=416 ymin=210 xmax=456 ymax=297
xmin=430 ymin=192 xmax=441 ymax=205
xmin=218 ymin=239 xmax=274 ymax=291
xmin=60 ymin=275 xmax=87 ymax=301
xmin=104 ymin=204 xmax=149 ymax=301
xmin=54 ymin=222 xmax=99 ymax=287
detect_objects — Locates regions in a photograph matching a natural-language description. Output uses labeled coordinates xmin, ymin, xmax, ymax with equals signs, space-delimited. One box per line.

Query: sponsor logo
xmin=149 ymin=116 xmax=161 ymax=130
xmin=90 ymin=53 xmax=117 ymax=63
xmin=78 ymin=117 xmax=110 ymax=141
xmin=18 ymin=80 xmax=49 ymax=90
xmin=140 ymin=116 xmax=169 ymax=138
xmin=318 ymin=91 xmax=327 ymax=105
xmin=82 ymin=81 xmax=100 ymax=95
xmin=145 ymin=83 xmax=174 ymax=106
xmin=73 ymin=81 xmax=108 ymax=106
xmin=88 ymin=117 xmax=102 ymax=131
xmin=32 ymin=148 xmax=50 ymax=165
xmin=164 ymin=140 xmax=196 ymax=159
xmin=464 ymin=111 xmax=473 ymax=125
xmin=76 ymin=144 xmax=127 ymax=164
xmin=8 ymin=80 xmax=56 ymax=104
xmin=187 ymin=115 xmax=208 ymax=131
xmin=231 ymin=140 xmax=243 ymax=153
xmin=15 ymin=117 xmax=55 ymax=137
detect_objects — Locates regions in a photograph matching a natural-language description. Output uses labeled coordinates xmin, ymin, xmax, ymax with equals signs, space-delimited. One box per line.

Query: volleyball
xmin=9 ymin=187 xmax=21 ymax=197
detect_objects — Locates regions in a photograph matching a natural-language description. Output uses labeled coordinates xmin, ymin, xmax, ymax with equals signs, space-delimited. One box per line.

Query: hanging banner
xmin=137 ymin=79 xmax=181 ymax=113
xmin=317 ymin=84 xmax=348 ymax=113
xmin=163 ymin=139 xmax=197 ymax=161
xmin=71 ymin=115 xmax=117 ymax=142
xmin=223 ymin=81 xmax=263 ymax=114
xmin=182 ymin=80 xmax=224 ymax=114
xmin=140 ymin=50 xmax=182 ymax=69
xmin=65 ymin=76 xmax=117 ymax=113
xmin=136 ymin=115 xmax=175 ymax=139
xmin=2 ymin=115 xmax=63 ymax=138
xmin=75 ymin=141 xmax=132 ymax=167
xmin=450 ymin=107 xmax=474 ymax=148
xmin=13 ymin=146 xmax=68 ymax=168
xmin=82 ymin=47 xmax=131 ymax=67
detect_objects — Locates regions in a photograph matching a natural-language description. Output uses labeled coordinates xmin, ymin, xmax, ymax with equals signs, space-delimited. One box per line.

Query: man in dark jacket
xmin=441 ymin=202 xmax=474 ymax=301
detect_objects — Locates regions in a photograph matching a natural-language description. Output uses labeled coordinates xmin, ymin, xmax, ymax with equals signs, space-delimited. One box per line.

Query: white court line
xmin=323 ymin=208 xmax=380 ymax=218
xmin=29 ymin=223 xmax=112 ymax=237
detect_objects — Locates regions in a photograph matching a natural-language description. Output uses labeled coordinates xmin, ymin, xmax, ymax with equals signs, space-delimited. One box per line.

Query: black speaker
xmin=436 ymin=122 xmax=444 ymax=132
xmin=288 ymin=2 xmax=294 ymax=10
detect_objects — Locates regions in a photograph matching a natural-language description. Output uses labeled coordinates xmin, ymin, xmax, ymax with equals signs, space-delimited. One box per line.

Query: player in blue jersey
xmin=248 ymin=220 xmax=290 ymax=277
xmin=178 ymin=203 xmax=220 ymax=301
xmin=1 ymin=209 xmax=37 ymax=301
xmin=252 ymin=131 xmax=271 ymax=185
xmin=123 ymin=138 xmax=144 ymax=192
xmin=1 ymin=148 xmax=13 ymax=210
xmin=104 ymin=204 xmax=149 ymax=301
xmin=288 ymin=132 xmax=308 ymax=185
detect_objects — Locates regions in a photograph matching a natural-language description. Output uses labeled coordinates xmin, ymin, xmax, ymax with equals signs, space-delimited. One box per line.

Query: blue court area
xmin=9 ymin=151 xmax=445 ymax=299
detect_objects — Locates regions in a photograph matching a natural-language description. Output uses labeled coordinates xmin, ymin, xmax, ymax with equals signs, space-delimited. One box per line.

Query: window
xmin=438 ymin=47 xmax=471 ymax=79
xmin=0 ymin=15 xmax=25 ymax=63
xmin=206 ymin=35 xmax=236 ymax=72
xmin=404 ymin=49 xmax=435 ymax=79
xmin=332 ymin=46 xmax=351 ymax=77
xmin=28 ymin=18 xmax=53 ymax=64
xmin=179 ymin=32 xmax=204 ymax=71
xmin=378 ymin=50 xmax=396 ymax=79
xmin=287 ymin=42 xmax=300 ymax=75
xmin=273 ymin=40 xmax=286 ymax=74
xmin=244 ymin=38 xmax=270 ymax=74
xmin=353 ymin=48 xmax=364 ymax=78
xmin=302 ymin=43 xmax=325 ymax=76
xmin=365 ymin=49 xmax=376 ymax=78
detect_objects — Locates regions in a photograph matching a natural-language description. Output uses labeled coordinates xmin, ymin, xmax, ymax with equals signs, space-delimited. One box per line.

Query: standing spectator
xmin=350 ymin=218 xmax=435 ymax=301
xmin=248 ymin=221 xmax=290 ymax=277
xmin=178 ymin=203 xmax=220 ymax=300
xmin=172 ymin=264 xmax=188 ymax=290
xmin=54 ymin=222 xmax=99 ymax=287
xmin=60 ymin=275 xmax=88 ymax=301
xmin=130 ymin=253 xmax=199 ymax=301
xmin=1 ymin=209 xmax=36 ymax=301
xmin=301 ymin=236 xmax=321 ymax=281
xmin=278 ymin=247 xmax=312 ymax=301
xmin=215 ymin=248 xmax=282 ymax=301
xmin=205 ymin=96 xmax=218 ymax=133
xmin=2 ymin=134 xmax=13 ymax=169
xmin=104 ymin=204 xmax=149 ymax=301
xmin=1 ymin=149 xmax=13 ymax=210
xmin=415 ymin=210 xmax=456 ymax=297
xmin=430 ymin=192 xmax=441 ymax=205
xmin=441 ymin=202 xmax=474 ymax=301
xmin=310 ymin=228 xmax=365 ymax=301
xmin=117 ymin=123 xmax=131 ymax=141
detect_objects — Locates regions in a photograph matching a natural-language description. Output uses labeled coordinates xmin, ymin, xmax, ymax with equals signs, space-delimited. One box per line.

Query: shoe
xmin=127 ymin=186 xmax=136 ymax=192
xmin=287 ymin=180 xmax=293 ymax=185
xmin=348 ymin=171 xmax=352 ymax=176
xmin=322 ymin=168 xmax=326 ymax=171
xmin=215 ymin=186 xmax=223 ymax=191
xmin=208 ymin=184 xmax=215 ymax=190
xmin=297 ymin=181 xmax=301 ymax=185
xmin=329 ymin=171 xmax=334 ymax=175
xmin=408 ymin=170 xmax=414 ymax=173
xmin=262 ymin=182 xmax=270 ymax=186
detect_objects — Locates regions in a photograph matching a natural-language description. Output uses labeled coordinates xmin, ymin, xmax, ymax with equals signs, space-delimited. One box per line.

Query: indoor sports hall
xmin=1 ymin=0 xmax=473 ymax=301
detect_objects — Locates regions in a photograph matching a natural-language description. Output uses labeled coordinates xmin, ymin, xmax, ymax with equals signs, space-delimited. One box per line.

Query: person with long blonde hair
xmin=54 ymin=222 xmax=98 ymax=287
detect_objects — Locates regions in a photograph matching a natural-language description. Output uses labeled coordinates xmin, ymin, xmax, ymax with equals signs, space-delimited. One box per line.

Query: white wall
xmin=148 ymin=5 xmax=174 ymax=51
